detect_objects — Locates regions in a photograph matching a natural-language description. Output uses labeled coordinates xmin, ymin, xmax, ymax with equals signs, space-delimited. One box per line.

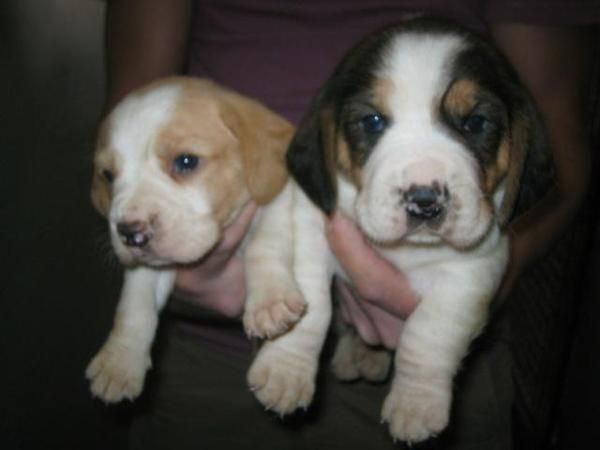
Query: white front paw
xmin=85 ymin=339 xmax=151 ymax=403
xmin=381 ymin=383 xmax=451 ymax=443
xmin=247 ymin=347 xmax=316 ymax=415
xmin=243 ymin=284 xmax=306 ymax=339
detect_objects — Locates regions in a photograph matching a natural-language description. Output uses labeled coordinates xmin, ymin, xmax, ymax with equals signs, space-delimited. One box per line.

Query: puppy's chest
xmin=334 ymin=189 xmax=459 ymax=298
xmin=333 ymin=244 xmax=457 ymax=300
xmin=383 ymin=246 xmax=462 ymax=298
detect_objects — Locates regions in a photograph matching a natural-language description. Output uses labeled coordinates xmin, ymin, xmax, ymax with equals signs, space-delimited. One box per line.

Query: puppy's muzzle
xmin=117 ymin=221 xmax=151 ymax=247
xmin=403 ymin=182 xmax=449 ymax=222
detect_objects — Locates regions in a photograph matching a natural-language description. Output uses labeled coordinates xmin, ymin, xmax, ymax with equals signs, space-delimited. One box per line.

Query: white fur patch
xmin=103 ymin=84 xmax=220 ymax=265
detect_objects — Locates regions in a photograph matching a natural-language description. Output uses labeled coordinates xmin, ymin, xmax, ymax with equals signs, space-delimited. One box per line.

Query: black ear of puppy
xmin=498 ymin=88 xmax=555 ymax=227
xmin=513 ymin=96 xmax=555 ymax=217
xmin=286 ymin=98 xmax=338 ymax=216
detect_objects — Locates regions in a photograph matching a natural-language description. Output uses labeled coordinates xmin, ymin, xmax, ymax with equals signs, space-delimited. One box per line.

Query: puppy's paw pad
xmin=244 ymin=289 xmax=306 ymax=338
xmin=381 ymin=386 xmax=450 ymax=443
xmin=331 ymin=331 xmax=391 ymax=382
xmin=331 ymin=345 xmax=360 ymax=381
xmin=247 ymin=353 xmax=315 ymax=415
xmin=354 ymin=346 xmax=392 ymax=382
xmin=85 ymin=342 xmax=149 ymax=403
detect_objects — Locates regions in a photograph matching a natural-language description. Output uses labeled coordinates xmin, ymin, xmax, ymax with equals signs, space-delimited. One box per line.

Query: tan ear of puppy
xmin=90 ymin=121 xmax=112 ymax=217
xmin=90 ymin=171 xmax=111 ymax=217
xmin=220 ymin=92 xmax=294 ymax=205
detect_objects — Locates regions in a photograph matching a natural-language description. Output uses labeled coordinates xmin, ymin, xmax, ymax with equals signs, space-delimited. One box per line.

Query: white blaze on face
xmin=105 ymin=84 xmax=219 ymax=264
xmin=354 ymin=34 xmax=493 ymax=249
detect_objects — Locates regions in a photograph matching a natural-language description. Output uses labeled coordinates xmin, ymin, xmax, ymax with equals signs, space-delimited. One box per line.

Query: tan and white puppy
xmin=86 ymin=77 xmax=296 ymax=402
xmin=244 ymin=18 xmax=553 ymax=443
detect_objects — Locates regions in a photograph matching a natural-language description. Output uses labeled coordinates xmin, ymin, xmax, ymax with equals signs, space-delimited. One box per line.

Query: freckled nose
xmin=116 ymin=221 xmax=150 ymax=247
xmin=404 ymin=182 xmax=448 ymax=221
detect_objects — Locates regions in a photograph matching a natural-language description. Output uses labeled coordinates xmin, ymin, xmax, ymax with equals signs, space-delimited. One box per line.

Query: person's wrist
xmin=174 ymin=265 xmax=214 ymax=300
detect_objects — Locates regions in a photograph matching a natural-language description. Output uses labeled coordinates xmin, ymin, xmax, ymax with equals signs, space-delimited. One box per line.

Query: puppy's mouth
xmin=379 ymin=219 xmax=447 ymax=247
xmin=364 ymin=183 xmax=450 ymax=245
xmin=111 ymin=229 xmax=222 ymax=268
xmin=113 ymin=242 xmax=175 ymax=267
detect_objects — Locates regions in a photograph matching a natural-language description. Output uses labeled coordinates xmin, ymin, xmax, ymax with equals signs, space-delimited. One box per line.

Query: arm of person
xmin=104 ymin=0 xmax=191 ymax=111
xmin=490 ymin=24 xmax=595 ymax=298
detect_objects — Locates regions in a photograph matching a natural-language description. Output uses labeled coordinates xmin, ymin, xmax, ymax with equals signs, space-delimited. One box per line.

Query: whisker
xmin=91 ymin=225 xmax=122 ymax=277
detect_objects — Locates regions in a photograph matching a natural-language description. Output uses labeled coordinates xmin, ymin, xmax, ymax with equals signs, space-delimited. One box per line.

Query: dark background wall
xmin=0 ymin=2 xmax=598 ymax=450
xmin=2 ymin=1 xmax=128 ymax=449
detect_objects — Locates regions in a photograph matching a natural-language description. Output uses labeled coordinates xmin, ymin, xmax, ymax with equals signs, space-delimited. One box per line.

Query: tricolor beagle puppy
xmin=86 ymin=77 xmax=295 ymax=402
xmin=243 ymin=17 xmax=552 ymax=443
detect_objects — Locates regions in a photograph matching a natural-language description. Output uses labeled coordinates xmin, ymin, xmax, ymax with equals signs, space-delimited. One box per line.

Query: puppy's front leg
xmin=247 ymin=190 xmax=333 ymax=414
xmin=86 ymin=267 xmax=175 ymax=403
xmin=244 ymin=182 xmax=306 ymax=338
xmin=381 ymin=257 xmax=506 ymax=443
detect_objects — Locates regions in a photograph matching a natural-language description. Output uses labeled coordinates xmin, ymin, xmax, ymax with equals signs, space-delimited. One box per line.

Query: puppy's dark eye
xmin=172 ymin=154 xmax=200 ymax=175
xmin=462 ymin=114 xmax=491 ymax=134
xmin=360 ymin=113 xmax=387 ymax=135
xmin=101 ymin=169 xmax=114 ymax=184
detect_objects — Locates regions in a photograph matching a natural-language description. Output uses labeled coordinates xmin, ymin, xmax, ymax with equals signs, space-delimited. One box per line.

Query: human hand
xmin=174 ymin=202 xmax=257 ymax=318
xmin=326 ymin=213 xmax=418 ymax=349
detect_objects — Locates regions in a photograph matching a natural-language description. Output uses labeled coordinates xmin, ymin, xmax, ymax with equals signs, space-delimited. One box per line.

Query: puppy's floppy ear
xmin=286 ymin=93 xmax=338 ymax=215
xmin=90 ymin=122 xmax=112 ymax=217
xmin=220 ymin=94 xmax=293 ymax=205
xmin=497 ymin=91 xmax=554 ymax=227
xmin=90 ymin=170 xmax=111 ymax=217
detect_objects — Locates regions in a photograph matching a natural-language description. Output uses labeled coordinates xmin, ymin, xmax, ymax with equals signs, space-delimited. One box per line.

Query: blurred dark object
xmin=1 ymin=1 xmax=128 ymax=449
xmin=512 ymin=27 xmax=600 ymax=450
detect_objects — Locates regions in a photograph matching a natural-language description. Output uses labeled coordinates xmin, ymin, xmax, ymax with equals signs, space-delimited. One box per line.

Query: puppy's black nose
xmin=116 ymin=221 xmax=150 ymax=247
xmin=404 ymin=183 xmax=447 ymax=221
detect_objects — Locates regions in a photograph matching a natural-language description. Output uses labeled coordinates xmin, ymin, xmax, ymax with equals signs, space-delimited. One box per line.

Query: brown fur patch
xmin=154 ymin=79 xmax=247 ymax=225
xmin=483 ymin=137 xmax=510 ymax=193
xmin=318 ymin=107 xmax=348 ymax=179
xmin=90 ymin=120 xmax=118 ymax=217
xmin=218 ymin=85 xmax=294 ymax=206
xmin=445 ymin=79 xmax=517 ymax=216
xmin=335 ymin=133 xmax=353 ymax=176
xmin=371 ymin=78 xmax=395 ymax=117
xmin=319 ymin=105 xmax=365 ymax=189
xmin=337 ymin=134 xmax=364 ymax=187
xmin=155 ymin=78 xmax=293 ymax=225
xmin=496 ymin=108 xmax=529 ymax=226
xmin=94 ymin=76 xmax=292 ymax=227
xmin=444 ymin=79 xmax=478 ymax=117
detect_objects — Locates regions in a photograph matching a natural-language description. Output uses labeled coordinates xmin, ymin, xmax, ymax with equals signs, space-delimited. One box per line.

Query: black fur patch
xmin=441 ymin=84 xmax=508 ymax=168
xmin=452 ymin=33 xmax=553 ymax=216
xmin=286 ymin=24 xmax=397 ymax=214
